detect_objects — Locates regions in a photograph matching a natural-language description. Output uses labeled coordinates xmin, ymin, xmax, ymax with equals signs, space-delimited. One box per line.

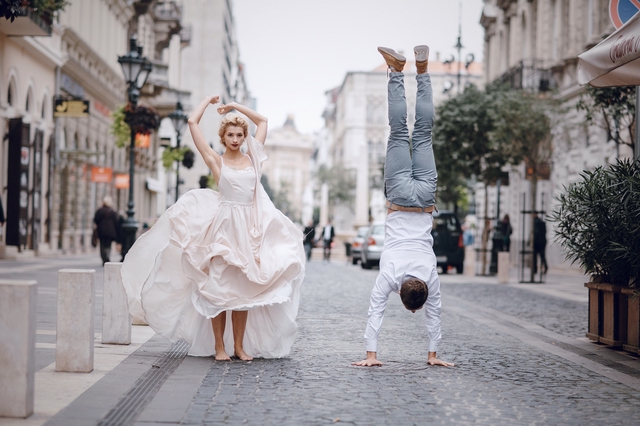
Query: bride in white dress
xmin=121 ymin=96 xmax=305 ymax=360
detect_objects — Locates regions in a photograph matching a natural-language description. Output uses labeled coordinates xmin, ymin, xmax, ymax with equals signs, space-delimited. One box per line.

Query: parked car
xmin=431 ymin=210 xmax=465 ymax=274
xmin=350 ymin=226 xmax=370 ymax=265
xmin=361 ymin=222 xmax=385 ymax=269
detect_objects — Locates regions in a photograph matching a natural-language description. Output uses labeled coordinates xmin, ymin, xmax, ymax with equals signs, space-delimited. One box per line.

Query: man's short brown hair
xmin=400 ymin=277 xmax=428 ymax=310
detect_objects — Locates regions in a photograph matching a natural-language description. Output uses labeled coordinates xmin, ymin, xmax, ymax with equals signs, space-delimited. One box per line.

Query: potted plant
xmin=551 ymin=159 xmax=640 ymax=353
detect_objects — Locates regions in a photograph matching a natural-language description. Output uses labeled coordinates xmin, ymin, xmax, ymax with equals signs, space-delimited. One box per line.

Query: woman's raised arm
xmin=217 ymin=102 xmax=268 ymax=144
xmin=188 ymin=96 xmax=222 ymax=181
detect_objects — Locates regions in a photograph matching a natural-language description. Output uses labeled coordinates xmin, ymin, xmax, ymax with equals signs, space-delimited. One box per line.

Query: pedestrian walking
xmin=500 ymin=214 xmax=513 ymax=252
xmin=93 ymin=196 xmax=119 ymax=265
xmin=121 ymin=96 xmax=305 ymax=361
xmin=303 ymin=220 xmax=315 ymax=261
xmin=353 ymin=45 xmax=453 ymax=368
xmin=533 ymin=213 xmax=548 ymax=275
xmin=322 ymin=220 xmax=335 ymax=262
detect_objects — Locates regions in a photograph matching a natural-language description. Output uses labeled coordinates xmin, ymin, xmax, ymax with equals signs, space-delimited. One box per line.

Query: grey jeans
xmin=384 ymin=72 xmax=437 ymax=208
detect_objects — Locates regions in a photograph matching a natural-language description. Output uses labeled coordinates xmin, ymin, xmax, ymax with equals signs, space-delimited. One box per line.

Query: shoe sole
xmin=377 ymin=46 xmax=406 ymax=62
xmin=377 ymin=46 xmax=407 ymax=71
xmin=414 ymin=45 xmax=429 ymax=63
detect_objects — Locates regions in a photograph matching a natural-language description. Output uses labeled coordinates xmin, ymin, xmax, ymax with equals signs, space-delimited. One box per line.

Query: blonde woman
xmin=122 ymin=96 xmax=305 ymax=361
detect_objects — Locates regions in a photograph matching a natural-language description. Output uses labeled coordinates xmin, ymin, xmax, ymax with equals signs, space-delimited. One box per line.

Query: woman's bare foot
xmin=234 ymin=348 xmax=253 ymax=361
xmin=215 ymin=350 xmax=231 ymax=361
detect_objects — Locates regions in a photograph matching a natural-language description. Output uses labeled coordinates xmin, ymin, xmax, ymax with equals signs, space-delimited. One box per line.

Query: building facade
xmin=261 ymin=116 xmax=314 ymax=224
xmin=0 ymin=0 xmax=189 ymax=258
xmin=479 ymin=0 xmax=623 ymax=271
xmin=176 ymin=0 xmax=253 ymax=200
xmin=320 ymin=59 xmax=483 ymax=236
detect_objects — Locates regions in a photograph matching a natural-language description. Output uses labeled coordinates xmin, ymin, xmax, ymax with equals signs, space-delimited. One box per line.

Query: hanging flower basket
xmin=124 ymin=103 xmax=160 ymax=136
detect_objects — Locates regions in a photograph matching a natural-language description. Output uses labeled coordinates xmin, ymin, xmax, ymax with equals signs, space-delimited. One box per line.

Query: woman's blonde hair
xmin=218 ymin=113 xmax=248 ymax=147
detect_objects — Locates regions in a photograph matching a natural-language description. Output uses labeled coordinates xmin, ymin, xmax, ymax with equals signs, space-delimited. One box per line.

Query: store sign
xmin=91 ymin=166 xmax=113 ymax=183
xmin=610 ymin=0 xmax=640 ymax=29
xmin=135 ymin=133 xmax=151 ymax=148
xmin=54 ymin=99 xmax=90 ymax=117
xmin=115 ymin=174 xmax=130 ymax=189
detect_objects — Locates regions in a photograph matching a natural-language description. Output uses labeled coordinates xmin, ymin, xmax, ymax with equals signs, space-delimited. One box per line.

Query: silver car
xmin=350 ymin=226 xmax=370 ymax=265
xmin=361 ymin=222 xmax=385 ymax=269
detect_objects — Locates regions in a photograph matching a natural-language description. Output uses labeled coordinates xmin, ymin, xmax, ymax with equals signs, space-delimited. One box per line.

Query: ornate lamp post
xmin=168 ymin=101 xmax=188 ymax=202
xmin=118 ymin=36 xmax=152 ymax=259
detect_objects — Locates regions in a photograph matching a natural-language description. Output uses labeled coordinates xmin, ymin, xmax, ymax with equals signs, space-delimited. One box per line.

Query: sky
xmin=233 ymin=0 xmax=486 ymax=134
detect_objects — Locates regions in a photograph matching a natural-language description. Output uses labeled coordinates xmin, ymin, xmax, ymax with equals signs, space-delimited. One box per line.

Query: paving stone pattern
xmin=181 ymin=262 xmax=640 ymax=425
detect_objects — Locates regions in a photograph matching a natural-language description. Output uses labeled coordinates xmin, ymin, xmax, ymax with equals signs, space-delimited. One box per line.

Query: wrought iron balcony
xmin=499 ymin=60 xmax=555 ymax=92
xmin=0 ymin=6 xmax=51 ymax=36
xmin=153 ymin=0 xmax=183 ymax=22
xmin=497 ymin=0 xmax=517 ymax=10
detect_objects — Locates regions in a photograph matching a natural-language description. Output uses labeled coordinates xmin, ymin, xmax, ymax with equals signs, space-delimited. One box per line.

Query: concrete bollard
xmin=132 ymin=316 xmax=149 ymax=326
xmin=464 ymin=246 xmax=476 ymax=277
xmin=0 ymin=280 xmax=37 ymax=418
xmin=102 ymin=263 xmax=131 ymax=345
xmin=56 ymin=269 xmax=95 ymax=372
xmin=498 ymin=252 xmax=510 ymax=283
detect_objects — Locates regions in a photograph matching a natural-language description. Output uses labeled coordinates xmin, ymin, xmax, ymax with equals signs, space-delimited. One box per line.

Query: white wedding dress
xmin=121 ymin=135 xmax=305 ymax=357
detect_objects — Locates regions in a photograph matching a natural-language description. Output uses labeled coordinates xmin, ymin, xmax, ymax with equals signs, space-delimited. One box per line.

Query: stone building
xmin=176 ymin=0 xmax=253 ymax=200
xmin=478 ymin=0 xmax=622 ymax=271
xmin=260 ymin=116 xmax=314 ymax=224
xmin=319 ymin=59 xmax=483 ymax=236
xmin=0 ymin=0 xmax=189 ymax=258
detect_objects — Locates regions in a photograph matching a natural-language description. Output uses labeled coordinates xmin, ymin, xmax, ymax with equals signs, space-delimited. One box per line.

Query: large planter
xmin=585 ymin=282 xmax=627 ymax=346
xmin=622 ymin=288 xmax=640 ymax=355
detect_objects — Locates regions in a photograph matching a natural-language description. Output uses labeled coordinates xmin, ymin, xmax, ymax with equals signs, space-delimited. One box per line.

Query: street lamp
xmin=118 ymin=36 xmax=152 ymax=259
xmin=168 ymin=101 xmax=188 ymax=202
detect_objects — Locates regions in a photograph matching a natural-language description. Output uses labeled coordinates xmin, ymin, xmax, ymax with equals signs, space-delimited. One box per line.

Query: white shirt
xmin=323 ymin=225 xmax=332 ymax=240
xmin=364 ymin=211 xmax=442 ymax=353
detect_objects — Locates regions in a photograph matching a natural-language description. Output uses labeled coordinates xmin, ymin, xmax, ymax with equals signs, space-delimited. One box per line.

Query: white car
xmin=350 ymin=226 xmax=370 ymax=265
xmin=361 ymin=222 xmax=385 ymax=269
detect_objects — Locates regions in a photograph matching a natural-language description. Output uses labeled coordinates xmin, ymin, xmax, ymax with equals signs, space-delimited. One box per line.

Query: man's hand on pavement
xmin=352 ymin=352 xmax=382 ymax=367
xmin=428 ymin=352 xmax=454 ymax=367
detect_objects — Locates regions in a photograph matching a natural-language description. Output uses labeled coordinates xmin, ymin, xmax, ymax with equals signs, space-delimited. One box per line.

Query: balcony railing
xmin=153 ymin=1 xmax=183 ymax=22
xmin=147 ymin=60 xmax=169 ymax=87
xmin=497 ymin=0 xmax=517 ymax=10
xmin=499 ymin=60 xmax=555 ymax=92
xmin=0 ymin=6 xmax=51 ymax=36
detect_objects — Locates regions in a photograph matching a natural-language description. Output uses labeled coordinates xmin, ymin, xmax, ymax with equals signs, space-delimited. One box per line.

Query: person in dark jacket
xmin=94 ymin=196 xmax=119 ymax=265
xmin=303 ymin=220 xmax=315 ymax=261
xmin=532 ymin=213 xmax=548 ymax=275
xmin=500 ymin=214 xmax=513 ymax=252
xmin=321 ymin=220 xmax=335 ymax=262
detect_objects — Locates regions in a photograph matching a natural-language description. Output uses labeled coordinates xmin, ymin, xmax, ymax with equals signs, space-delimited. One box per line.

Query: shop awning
xmin=578 ymin=12 xmax=640 ymax=87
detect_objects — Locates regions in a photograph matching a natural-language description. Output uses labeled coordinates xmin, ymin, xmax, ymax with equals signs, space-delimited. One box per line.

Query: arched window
xmin=41 ymin=95 xmax=46 ymax=119
xmin=25 ymin=87 xmax=33 ymax=113
xmin=7 ymin=84 xmax=13 ymax=106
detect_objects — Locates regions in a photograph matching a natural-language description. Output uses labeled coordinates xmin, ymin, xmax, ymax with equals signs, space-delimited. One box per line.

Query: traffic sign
xmin=610 ymin=0 xmax=640 ymax=29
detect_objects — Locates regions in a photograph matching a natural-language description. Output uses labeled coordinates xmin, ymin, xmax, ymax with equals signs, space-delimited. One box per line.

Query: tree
xmin=491 ymin=87 xmax=555 ymax=280
xmin=434 ymin=83 xmax=554 ymax=273
xmin=315 ymin=164 xmax=356 ymax=213
xmin=577 ymin=86 xmax=636 ymax=158
xmin=435 ymin=84 xmax=522 ymax=272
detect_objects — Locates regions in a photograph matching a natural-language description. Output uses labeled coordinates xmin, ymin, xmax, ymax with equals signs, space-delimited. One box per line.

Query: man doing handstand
xmin=353 ymin=45 xmax=454 ymax=368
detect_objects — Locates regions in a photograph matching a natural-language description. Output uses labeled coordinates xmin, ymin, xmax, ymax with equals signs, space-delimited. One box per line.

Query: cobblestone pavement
xmin=444 ymin=281 xmax=587 ymax=338
xmin=178 ymin=261 xmax=640 ymax=425
xmin=3 ymin=255 xmax=640 ymax=425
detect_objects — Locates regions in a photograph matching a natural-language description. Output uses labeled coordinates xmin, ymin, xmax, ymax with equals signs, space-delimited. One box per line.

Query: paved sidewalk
xmin=2 ymin=256 xmax=640 ymax=425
